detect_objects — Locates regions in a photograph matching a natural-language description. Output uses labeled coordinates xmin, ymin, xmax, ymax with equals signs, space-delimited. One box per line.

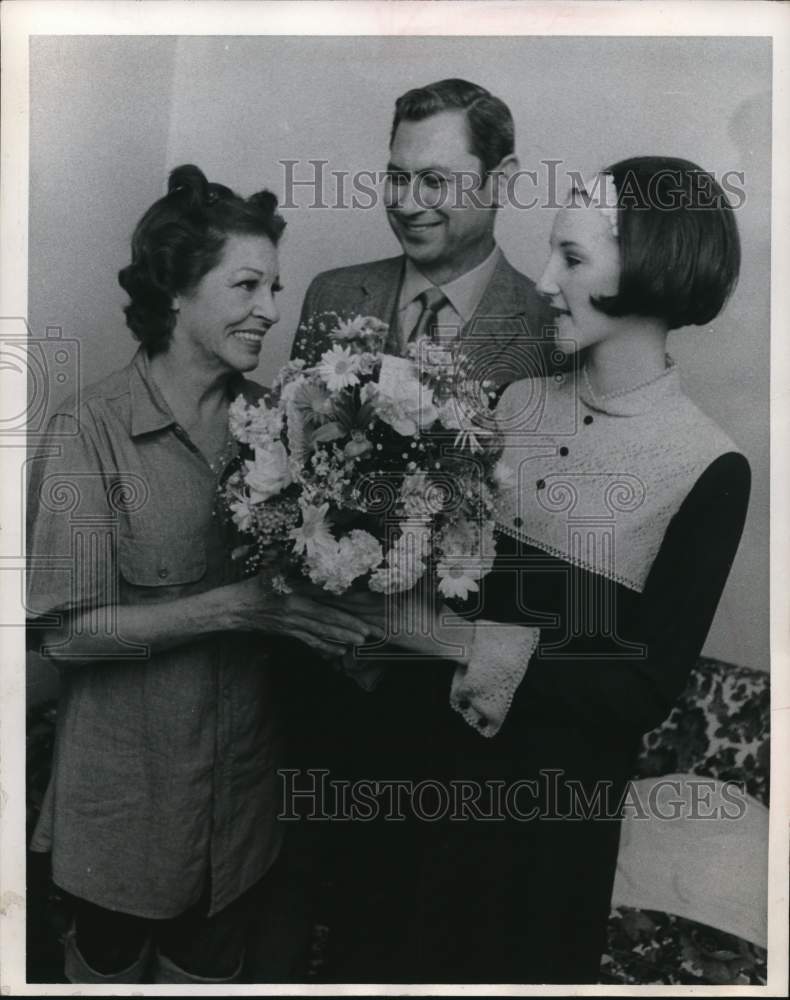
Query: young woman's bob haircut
xmin=590 ymin=156 xmax=741 ymax=330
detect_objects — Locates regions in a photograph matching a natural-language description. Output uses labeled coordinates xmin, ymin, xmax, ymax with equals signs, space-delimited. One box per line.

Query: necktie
xmin=408 ymin=286 xmax=449 ymax=343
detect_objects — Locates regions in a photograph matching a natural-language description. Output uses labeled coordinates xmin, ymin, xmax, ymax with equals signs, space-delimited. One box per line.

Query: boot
xmin=151 ymin=948 xmax=244 ymax=984
xmin=64 ymin=925 xmax=152 ymax=984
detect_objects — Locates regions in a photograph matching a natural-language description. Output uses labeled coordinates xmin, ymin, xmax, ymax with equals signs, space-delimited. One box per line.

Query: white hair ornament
xmin=575 ymin=172 xmax=620 ymax=239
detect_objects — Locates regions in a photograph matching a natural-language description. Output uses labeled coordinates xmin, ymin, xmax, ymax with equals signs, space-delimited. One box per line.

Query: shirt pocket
xmin=118 ymin=532 xmax=208 ymax=597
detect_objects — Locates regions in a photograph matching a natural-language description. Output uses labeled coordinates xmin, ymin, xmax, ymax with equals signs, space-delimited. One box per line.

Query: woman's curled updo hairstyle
xmin=118 ymin=165 xmax=286 ymax=352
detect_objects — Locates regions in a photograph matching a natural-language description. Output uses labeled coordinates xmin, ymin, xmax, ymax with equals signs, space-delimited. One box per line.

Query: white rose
xmin=373 ymin=376 xmax=438 ymax=437
xmin=245 ymin=441 xmax=292 ymax=503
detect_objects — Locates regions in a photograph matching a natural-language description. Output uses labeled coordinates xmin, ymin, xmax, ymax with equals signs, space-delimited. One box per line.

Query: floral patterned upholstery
xmin=603 ymin=657 xmax=770 ymax=985
xmin=634 ymin=656 xmax=770 ymax=805
xmin=602 ymin=909 xmax=767 ymax=986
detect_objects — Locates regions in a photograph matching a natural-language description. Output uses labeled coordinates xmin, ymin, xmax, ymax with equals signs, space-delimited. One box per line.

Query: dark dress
xmin=282 ymin=365 xmax=751 ymax=984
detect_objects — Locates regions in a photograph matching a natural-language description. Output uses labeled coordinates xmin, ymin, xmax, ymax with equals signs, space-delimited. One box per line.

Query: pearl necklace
xmin=582 ymin=355 xmax=674 ymax=402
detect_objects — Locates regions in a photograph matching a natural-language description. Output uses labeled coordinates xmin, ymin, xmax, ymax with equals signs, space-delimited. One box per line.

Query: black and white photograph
xmin=1 ymin=0 xmax=787 ymax=993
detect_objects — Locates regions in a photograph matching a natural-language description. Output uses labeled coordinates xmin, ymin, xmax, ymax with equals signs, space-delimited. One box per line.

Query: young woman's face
xmin=536 ymin=201 xmax=621 ymax=354
xmin=173 ymin=233 xmax=281 ymax=374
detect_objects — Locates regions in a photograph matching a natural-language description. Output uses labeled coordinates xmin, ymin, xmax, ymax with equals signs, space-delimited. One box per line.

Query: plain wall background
xmin=28 ymin=34 xmax=770 ymax=684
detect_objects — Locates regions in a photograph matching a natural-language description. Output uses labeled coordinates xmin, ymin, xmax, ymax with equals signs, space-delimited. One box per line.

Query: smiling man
xmin=293 ymin=77 xmax=553 ymax=369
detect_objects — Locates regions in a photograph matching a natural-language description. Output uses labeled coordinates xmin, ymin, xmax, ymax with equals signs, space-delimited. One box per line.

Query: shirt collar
xmin=400 ymin=245 xmax=502 ymax=323
xmin=128 ymin=347 xmax=248 ymax=437
xmin=577 ymin=355 xmax=681 ymax=416
xmin=129 ymin=348 xmax=176 ymax=437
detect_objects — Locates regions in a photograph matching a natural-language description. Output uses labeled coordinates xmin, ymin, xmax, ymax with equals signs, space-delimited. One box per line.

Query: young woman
xmin=335 ymin=156 xmax=751 ymax=984
xmin=26 ymin=165 xmax=377 ymax=984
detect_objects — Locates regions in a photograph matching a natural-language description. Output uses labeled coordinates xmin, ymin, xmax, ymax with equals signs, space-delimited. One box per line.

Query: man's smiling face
xmin=384 ymin=110 xmax=499 ymax=285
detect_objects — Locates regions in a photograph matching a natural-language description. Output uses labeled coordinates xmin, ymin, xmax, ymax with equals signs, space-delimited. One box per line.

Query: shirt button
xmin=158 ymin=567 xmax=169 ymax=579
xmin=584 ymin=415 xmax=594 ymax=425
xmin=536 ymin=479 xmax=546 ymax=490
xmin=559 ymin=446 xmax=569 ymax=456
xmin=513 ymin=516 xmax=523 ymax=528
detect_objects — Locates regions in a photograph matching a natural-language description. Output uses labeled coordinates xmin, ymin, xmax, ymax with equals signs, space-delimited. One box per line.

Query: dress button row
xmin=584 ymin=415 xmax=594 ymax=425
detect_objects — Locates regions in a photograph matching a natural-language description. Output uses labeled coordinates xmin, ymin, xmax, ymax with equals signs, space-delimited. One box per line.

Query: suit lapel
xmin=348 ymin=259 xmax=404 ymax=323
xmin=329 ymin=257 xmax=405 ymax=353
xmin=460 ymin=253 xmax=549 ymax=386
xmin=461 ymin=254 xmax=529 ymax=359
xmin=465 ymin=253 xmax=529 ymax=333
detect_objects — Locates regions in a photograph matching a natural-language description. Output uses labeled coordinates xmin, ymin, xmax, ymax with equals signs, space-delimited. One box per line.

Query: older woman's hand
xmin=226 ymin=575 xmax=382 ymax=658
xmin=313 ymin=583 xmax=469 ymax=660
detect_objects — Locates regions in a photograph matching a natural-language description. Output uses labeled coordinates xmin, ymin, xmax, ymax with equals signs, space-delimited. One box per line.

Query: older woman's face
xmin=536 ymin=202 xmax=621 ymax=354
xmin=173 ymin=233 xmax=281 ymax=373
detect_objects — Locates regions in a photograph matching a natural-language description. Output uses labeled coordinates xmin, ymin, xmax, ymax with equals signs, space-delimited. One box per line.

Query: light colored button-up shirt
xmin=26 ymin=348 xmax=283 ymax=918
xmin=396 ymin=245 xmax=502 ymax=350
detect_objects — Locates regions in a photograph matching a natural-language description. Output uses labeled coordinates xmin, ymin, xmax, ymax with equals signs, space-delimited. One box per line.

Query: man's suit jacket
xmin=292 ymin=252 xmax=557 ymax=385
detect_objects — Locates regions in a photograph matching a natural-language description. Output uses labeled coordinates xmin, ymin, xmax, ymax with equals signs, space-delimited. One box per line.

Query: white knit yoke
xmin=493 ymin=361 xmax=742 ymax=594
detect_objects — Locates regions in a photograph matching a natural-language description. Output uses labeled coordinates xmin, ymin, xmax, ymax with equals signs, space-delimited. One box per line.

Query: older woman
xmin=332 ymin=156 xmax=751 ymax=984
xmin=26 ymin=165 xmax=377 ymax=984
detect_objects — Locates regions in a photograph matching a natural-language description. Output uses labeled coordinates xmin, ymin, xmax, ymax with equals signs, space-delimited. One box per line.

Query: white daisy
xmin=436 ymin=557 xmax=483 ymax=600
xmin=317 ymin=345 xmax=361 ymax=391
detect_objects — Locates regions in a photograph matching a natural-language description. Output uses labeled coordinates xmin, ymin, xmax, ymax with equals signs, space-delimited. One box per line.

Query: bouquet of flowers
xmin=221 ymin=312 xmax=512 ymax=604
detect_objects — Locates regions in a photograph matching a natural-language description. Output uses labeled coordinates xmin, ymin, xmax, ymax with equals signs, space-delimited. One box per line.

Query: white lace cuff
xmin=449 ymin=622 xmax=540 ymax=737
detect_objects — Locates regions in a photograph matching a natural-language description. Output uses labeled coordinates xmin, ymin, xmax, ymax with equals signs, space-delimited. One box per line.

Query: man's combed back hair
xmin=592 ymin=156 xmax=741 ymax=330
xmin=118 ymin=164 xmax=285 ymax=353
xmin=390 ymin=78 xmax=515 ymax=174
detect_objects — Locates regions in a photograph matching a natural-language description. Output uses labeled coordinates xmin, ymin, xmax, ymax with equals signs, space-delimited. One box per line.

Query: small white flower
xmin=289 ymin=501 xmax=335 ymax=557
xmin=317 ymin=345 xmax=361 ymax=391
xmin=332 ymin=314 xmax=389 ymax=347
xmin=229 ymin=496 xmax=255 ymax=534
xmin=399 ymin=472 xmax=435 ymax=520
xmin=369 ymin=528 xmax=430 ymax=594
xmin=228 ymin=394 xmax=253 ymax=444
xmin=355 ymin=352 xmax=379 ymax=376
xmin=272 ymin=357 xmax=307 ymax=392
xmin=436 ymin=557 xmax=483 ymax=600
